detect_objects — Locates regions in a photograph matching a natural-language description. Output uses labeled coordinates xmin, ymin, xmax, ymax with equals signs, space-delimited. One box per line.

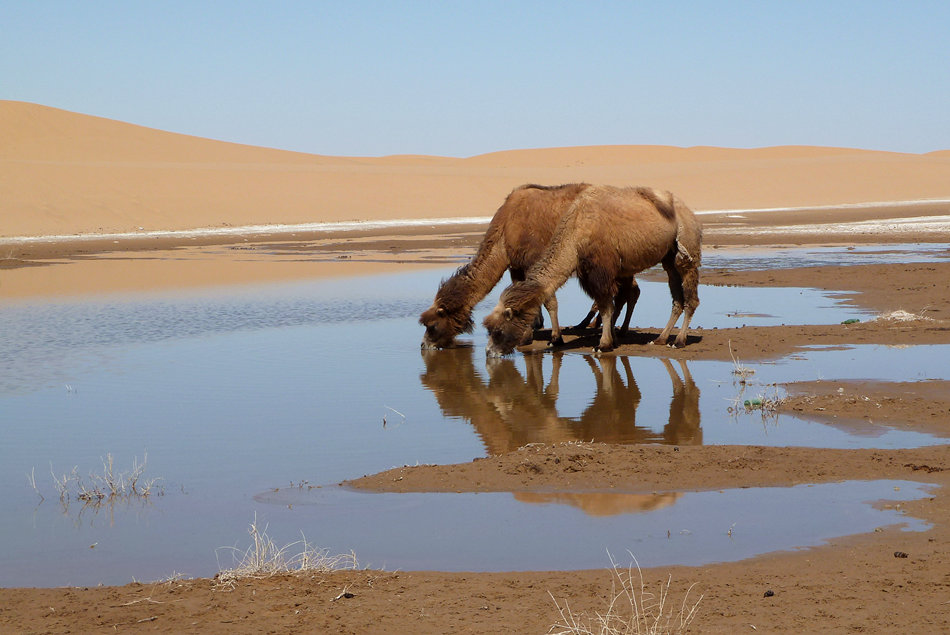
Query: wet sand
xmin=3 ymin=102 xmax=950 ymax=632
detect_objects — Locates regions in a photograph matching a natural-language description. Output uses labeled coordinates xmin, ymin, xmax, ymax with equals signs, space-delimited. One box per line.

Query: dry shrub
xmin=875 ymin=309 xmax=933 ymax=322
xmin=549 ymin=552 xmax=702 ymax=635
xmin=215 ymin=514 xmax=358 ymax=589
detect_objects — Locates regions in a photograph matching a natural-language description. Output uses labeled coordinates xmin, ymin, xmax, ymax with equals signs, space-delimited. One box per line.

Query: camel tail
xmin=634 ymin=187 xmax=698 ymax=264
xmin=672 ymin=193 xmax=702 ymax=268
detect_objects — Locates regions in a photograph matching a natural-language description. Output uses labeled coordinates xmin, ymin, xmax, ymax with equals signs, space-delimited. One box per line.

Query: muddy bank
xmin=347 ymin=442 xmax=950 ymax=494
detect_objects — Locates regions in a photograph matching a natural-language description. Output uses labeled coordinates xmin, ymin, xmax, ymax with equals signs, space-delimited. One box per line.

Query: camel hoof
xmin=548 ymin=337 xmax=564 ymax=347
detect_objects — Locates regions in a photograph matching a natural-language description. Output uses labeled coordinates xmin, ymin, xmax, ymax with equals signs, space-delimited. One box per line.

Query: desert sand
xmin=2 ymin=102 xmax=950 ymax=633
xmin=4 ymin=100 xmax=950 ymax=239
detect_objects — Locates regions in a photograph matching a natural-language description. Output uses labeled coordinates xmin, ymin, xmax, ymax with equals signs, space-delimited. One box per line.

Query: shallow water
xmin=0 ymin=256 xmax=946 ymax=586
xmin=703 ymin=243 xmax=950 ymax=271
xmin=256 ymin=480 xmax=932 ymax=572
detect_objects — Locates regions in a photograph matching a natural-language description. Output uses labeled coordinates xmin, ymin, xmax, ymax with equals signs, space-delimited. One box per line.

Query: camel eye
xmin=436 ymin=307 xmax=447 ymax=318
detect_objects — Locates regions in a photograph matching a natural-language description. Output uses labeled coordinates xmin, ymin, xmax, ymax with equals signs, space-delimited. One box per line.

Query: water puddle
xmin=0 ymin=478 xmax=930 ymax=586
xmin=251 ymin=480 xmax=931 ymax=573
xmin=703 ymin=243 xmax=950 ymax=271
xmin=0 ymin=250 xmax=946 ymax=586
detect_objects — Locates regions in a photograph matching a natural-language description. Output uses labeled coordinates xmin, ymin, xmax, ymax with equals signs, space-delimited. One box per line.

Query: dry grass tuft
xmin=728 ymin=340 xmax=754 ymax=379
xmin=727 ymin=384 xmax=787 ymax=419
xmin=549 ymin=551 xmax=702 ymax=635
xmin=45 ymin=453 xmax=162 ymax=507
xmin=875 ymin=309 xmax=934 ymax=322
xmin=215 ymin=515 xmax=358 ymax=589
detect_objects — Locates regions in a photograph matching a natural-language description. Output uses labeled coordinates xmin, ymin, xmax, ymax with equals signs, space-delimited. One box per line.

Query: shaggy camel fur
xmin=420 ymin=183 xmax=639 ymax=349
xmin=484 ymin=185 xmax=701 ymax=355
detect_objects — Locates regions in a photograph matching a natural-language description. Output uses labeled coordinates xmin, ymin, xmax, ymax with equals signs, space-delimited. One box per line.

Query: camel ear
xmin=436 ymin=307 xmax=446 ymax=318
xmin=504 ymin=307 xmax=513 ymax=320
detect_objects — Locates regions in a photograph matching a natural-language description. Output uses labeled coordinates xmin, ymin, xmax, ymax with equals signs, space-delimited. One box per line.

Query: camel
xmin=420 ymin=183 xmax=639 ymax=349
xmin=484 ymin=185 xmax=701 ymax=356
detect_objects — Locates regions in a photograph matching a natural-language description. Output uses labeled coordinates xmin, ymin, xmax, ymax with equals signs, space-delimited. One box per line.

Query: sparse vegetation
xmin=741 ymin=386 xmax=787 ymax=416
xmin=43 ymin=453 xmax=162 ymax=508
xmin=27 ymin=466 xmax=43 ymax=501
xmin=215 ymin=515 xmax=358 ymax=589
xmin=727 ymin=383 xmax=787 ymax=419
xmin=728 ymin=340 xmax=754 ymax=379
xmin=549 ymin=551 xmax=702 ymax=635
xmin=875 ymin=309 xmax=934 ymax=322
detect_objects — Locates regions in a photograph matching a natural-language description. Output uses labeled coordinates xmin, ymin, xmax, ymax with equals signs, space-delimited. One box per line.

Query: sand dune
xmin=2 ymin=100 xmax=950 ymax=238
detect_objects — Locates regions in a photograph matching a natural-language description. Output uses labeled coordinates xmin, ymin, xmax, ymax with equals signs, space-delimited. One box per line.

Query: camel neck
xmin=458 ymin=232 xmax=510 ymax=310
xmin=530 ymin=239 xmax=579 ymax=299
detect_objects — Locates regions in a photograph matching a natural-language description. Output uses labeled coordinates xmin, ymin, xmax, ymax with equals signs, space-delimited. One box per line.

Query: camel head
xmin=483 ymin=281 xmax=543 ymax=357
xmin=420 ymin=303 xmax=474 ymax=349
xmin=420 ymin=270 xmax=475 ymax=349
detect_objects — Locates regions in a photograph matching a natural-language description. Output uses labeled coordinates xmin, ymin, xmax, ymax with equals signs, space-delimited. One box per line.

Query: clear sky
xmin=3 ymin=1 xmax=949 ymax=157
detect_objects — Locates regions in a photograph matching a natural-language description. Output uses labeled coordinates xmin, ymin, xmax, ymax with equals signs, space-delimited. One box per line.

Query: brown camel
xmin=420 ymin=183 xmax=639 ymax=349
xmin=484 ymin=185 xmax=701 ymax=355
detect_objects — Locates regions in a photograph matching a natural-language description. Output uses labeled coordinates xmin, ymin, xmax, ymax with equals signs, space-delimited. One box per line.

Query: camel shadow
xmin=531 ymin=327 xmax=704 ymax=351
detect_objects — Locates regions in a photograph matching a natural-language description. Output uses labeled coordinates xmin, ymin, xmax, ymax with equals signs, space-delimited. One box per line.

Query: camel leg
xmin=615 ymin=277 xmax=640 ymax=336
xmin=653 ymin=256 xmax=685 ymax=346
xmin=575 ymin=282 xmax=635 ymax=331
xmin=672 ymin=265 xmax=700 ymax=348
xmin=574 ymin=303 xmax=599 ymax=329
xmin=543 ymin=294 xmax=564 ymax=345
xmin=595 ymin=299 xmax=616 ymax=352
xmin=576 ymin=257 xmax=620 ymax=352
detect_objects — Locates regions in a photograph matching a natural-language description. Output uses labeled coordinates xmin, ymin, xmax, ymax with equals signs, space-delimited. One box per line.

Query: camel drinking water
xmin=420 ymin=183 xmax=639 ymax=349
xmin=484 ymin=185 xmax=701 ymax=356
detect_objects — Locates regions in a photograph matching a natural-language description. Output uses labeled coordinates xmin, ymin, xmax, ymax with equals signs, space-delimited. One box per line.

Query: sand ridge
xmin=4 ymin=100 xmax=950 ymax=238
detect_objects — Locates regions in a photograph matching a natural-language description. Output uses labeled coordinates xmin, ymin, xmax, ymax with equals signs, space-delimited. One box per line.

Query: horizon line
xmin=3 ymin=198 xmax=950 ymax=245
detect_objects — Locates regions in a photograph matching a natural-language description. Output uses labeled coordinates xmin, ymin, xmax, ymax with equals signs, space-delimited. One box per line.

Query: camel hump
xmin=515 ymin=183 xmax=589 ymax=193
xmin=634 ymin=187 xmax=676 ymax=221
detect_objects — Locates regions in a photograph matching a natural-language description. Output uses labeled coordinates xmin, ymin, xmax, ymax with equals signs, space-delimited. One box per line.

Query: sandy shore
xmin=2 ymin=101 xmax=950 ymax=633
xmin=4 ymin=201 xmax=950 ymax=300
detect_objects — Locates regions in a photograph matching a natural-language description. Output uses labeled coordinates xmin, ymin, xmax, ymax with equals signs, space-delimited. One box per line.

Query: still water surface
xmin=0 ymin=261 xmax=945 ymax=586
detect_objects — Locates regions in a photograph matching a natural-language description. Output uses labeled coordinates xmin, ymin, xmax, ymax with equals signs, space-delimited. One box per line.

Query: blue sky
xmin=3 ymin=1 xmax=948 ymax=156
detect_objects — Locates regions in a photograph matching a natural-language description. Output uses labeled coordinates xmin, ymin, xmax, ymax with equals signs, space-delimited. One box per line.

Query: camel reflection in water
xmin=419 ymin=347 xmax=701 ymax=516
xmin=420 ymin=347 xmax=701 ymax=454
